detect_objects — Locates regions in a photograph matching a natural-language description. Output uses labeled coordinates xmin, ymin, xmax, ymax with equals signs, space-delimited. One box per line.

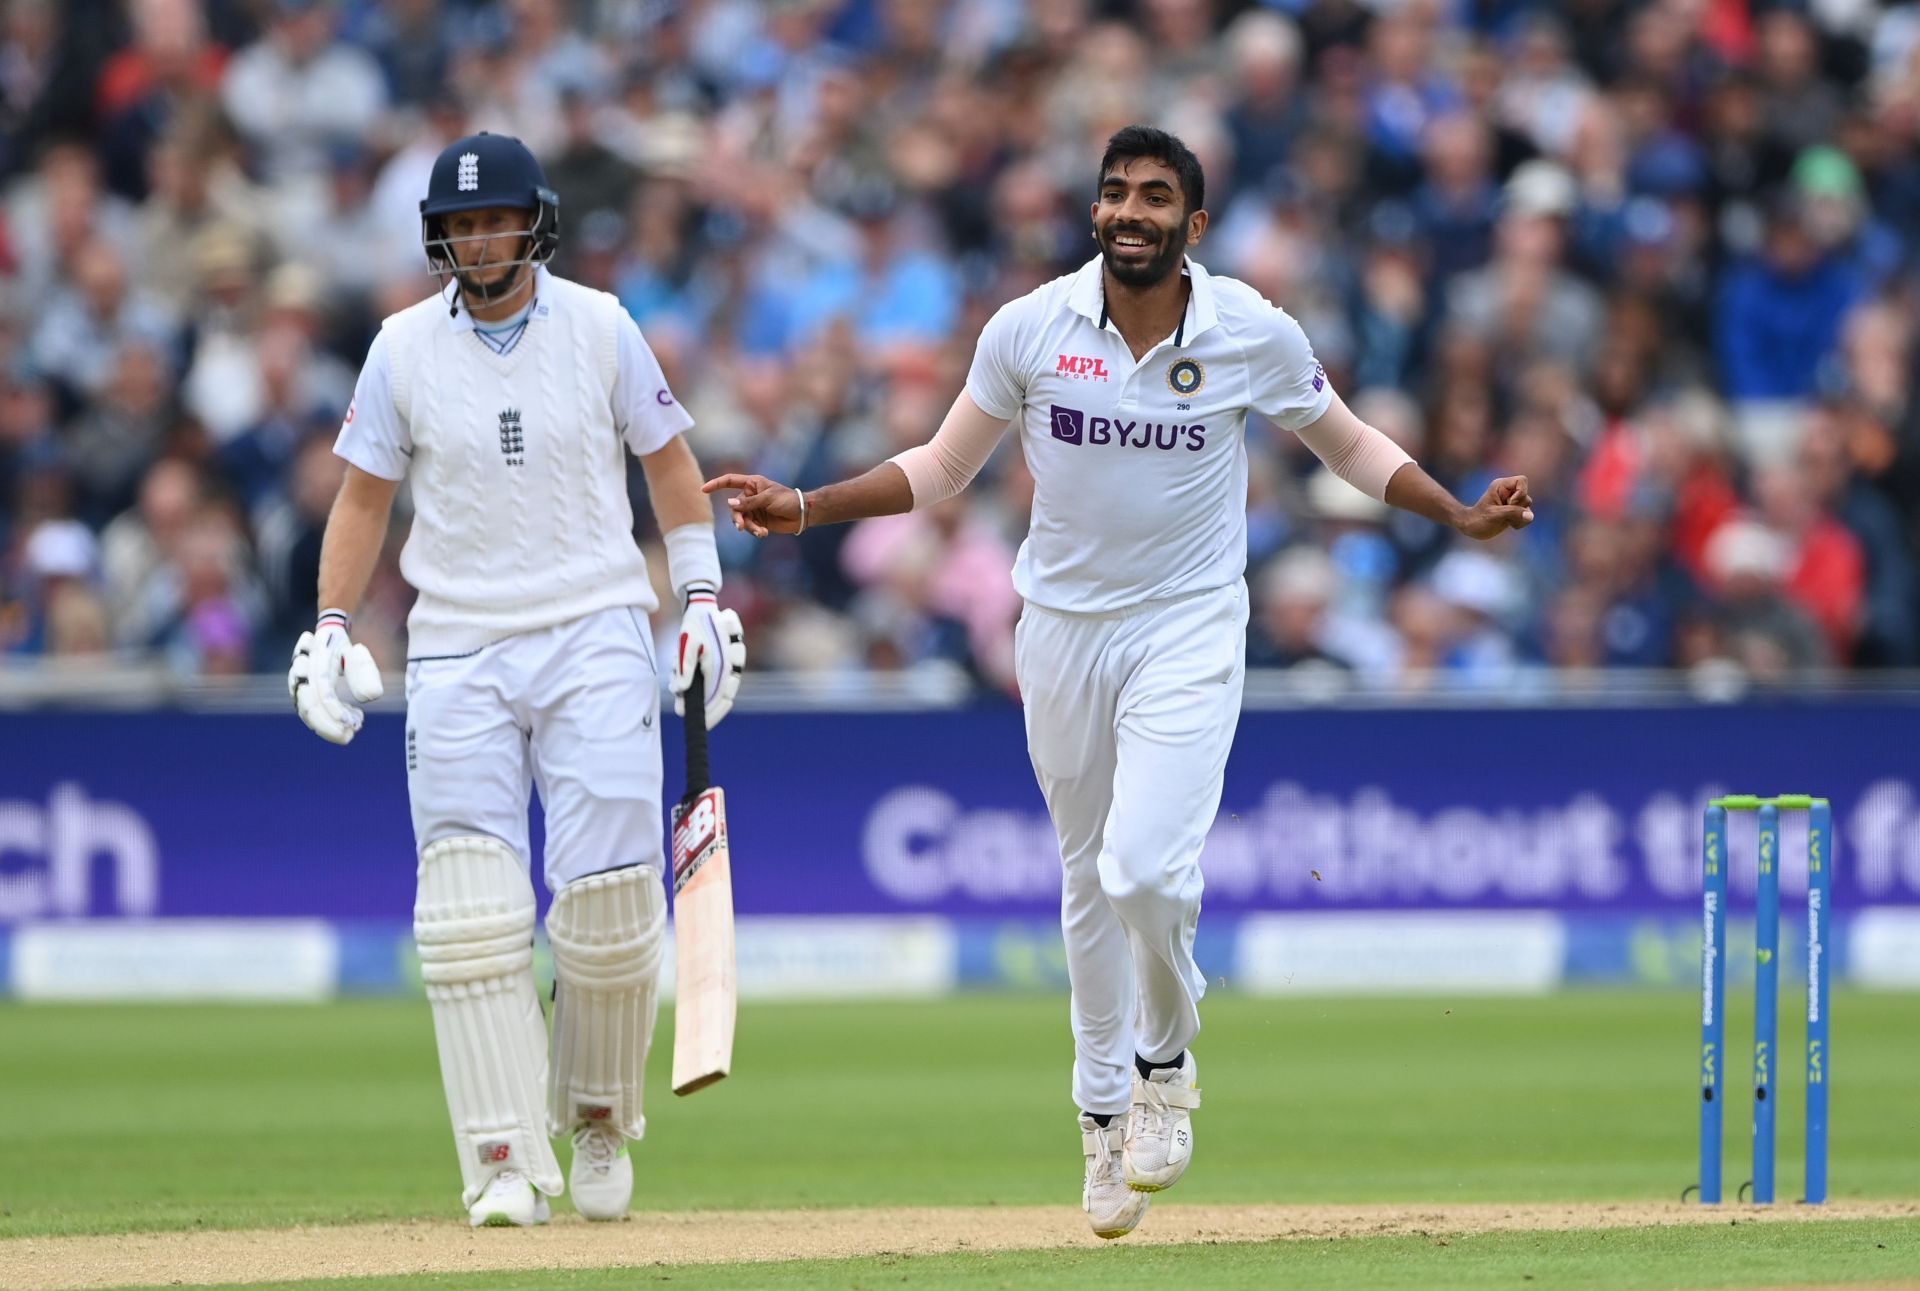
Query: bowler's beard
xmin=1099 ymin=223 xmax=1185 ymax=287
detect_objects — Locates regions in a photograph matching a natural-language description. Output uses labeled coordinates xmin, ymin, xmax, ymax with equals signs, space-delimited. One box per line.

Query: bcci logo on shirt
xmin=499 ymin=408 xmax=525 ymax=466
xmin=1167 ymin=359 xmax=1205 ymax=397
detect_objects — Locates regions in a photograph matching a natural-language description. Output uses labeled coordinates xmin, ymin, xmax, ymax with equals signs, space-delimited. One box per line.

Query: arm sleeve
xmin=963 ymin=298 xmax=1030 ymax=421
xmin=333 ymin=331 xmax=412 ymax=481
xmin=1292 ymin=393 xmax=1416 ymax=503
xmin=1247 ymin=305 xmax=1335 ymax=432
xmin=612 ymin=312 xmax=695 ymax=456
xmin=887 ymin=390 xmax=1014 ymax=509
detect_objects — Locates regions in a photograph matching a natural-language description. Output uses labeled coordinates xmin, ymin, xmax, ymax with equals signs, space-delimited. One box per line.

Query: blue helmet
xmin=419 ymin=132 xmax=560 ymax=288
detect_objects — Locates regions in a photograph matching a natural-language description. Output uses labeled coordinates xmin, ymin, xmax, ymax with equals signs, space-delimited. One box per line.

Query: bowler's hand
xmin=1455 ymin=475 xmax=1535 ymax=541
xmin=702 ymin=473 xmax=803 ymax=538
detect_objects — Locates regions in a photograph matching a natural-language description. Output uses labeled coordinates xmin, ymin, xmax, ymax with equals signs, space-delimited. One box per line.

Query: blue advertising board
xmin=3 ymin=702 xmax=1918 ymax=925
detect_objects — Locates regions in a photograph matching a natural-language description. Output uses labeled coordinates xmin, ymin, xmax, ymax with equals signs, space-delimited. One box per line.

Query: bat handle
xmin=681 ymin=662 xmax=710 ymax=804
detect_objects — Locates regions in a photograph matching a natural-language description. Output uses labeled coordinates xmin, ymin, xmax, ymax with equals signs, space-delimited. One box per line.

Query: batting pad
xmin=414 ymin=835 xmax=563 ymax=1205
xmin=546 ymin=864 xmax=665 ymax=1140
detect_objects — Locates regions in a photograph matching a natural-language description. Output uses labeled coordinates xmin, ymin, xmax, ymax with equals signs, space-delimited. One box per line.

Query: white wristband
xmin=663 ymin=522 xmax=722 ymax=603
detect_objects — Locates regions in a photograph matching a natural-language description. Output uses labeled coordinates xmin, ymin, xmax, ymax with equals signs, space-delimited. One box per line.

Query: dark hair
xmin=1098 ymin=125 xmax=1205 ymax=215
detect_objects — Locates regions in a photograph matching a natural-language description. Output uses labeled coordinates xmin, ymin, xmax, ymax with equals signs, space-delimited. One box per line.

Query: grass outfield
xmin=95 ymin=1221 xmax=1920 ymax=1291
xmin=2 ymin=992 xmax=1916 ymax=1289
xmin=3 ymin=991 xmax=1916 ymax=1238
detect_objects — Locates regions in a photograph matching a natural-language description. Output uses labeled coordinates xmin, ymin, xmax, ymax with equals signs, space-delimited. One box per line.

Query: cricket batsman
xmin=706 ymin=126 xmax=1533 ymax=1239
xmin=288 ymin=132 xmax=744 ymax=1227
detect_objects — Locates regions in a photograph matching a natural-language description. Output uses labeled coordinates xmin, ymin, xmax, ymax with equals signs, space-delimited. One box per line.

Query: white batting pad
xmin=546 ymin=865 xmax=665 ymax=1140
xmin=414 ymin=835 xmax=562 ymax=1205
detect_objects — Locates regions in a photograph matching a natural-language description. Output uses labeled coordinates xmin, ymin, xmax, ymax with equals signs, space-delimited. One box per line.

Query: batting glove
xmin=289 ymin=610 xmax=385 ymax=746
xmin=671 ymin=589 xmax=745 ymax=728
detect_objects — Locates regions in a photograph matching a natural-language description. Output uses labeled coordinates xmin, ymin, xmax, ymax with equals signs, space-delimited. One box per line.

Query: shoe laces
xmin=1136 ymin=1077 xmax=1174 ymax=1131
xmin=573 ymin=1123 xmax=621 ymax=1174
xmin=486 ymin=1168 xmax=526 ymax=1195
xmin=1081 ymin=1122 xmax=1123 ymax=1186
xmin=1134 ymin=1066 xmax=1201 ymax=1131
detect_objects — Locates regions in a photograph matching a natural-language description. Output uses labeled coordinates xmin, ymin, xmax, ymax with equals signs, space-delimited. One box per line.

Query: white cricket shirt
xmin=335 ymin=267 xmax=694 ymax=656
xmin=967 ymin=255 xmax=1332 ymax=614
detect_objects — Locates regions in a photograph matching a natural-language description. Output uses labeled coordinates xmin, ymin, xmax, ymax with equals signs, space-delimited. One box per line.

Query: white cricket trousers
xmin=403 ymin=605 xmax=665 ymax=889
xmin=1015 ymin=580 xmax=1247 ymax=1116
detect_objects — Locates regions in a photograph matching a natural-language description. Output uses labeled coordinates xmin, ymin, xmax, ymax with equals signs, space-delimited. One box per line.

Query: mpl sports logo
xmin=1056 ymin=354 xmax=1110 ymax=381
xmin=1049 ymin=404 xmax=1208 ymax=452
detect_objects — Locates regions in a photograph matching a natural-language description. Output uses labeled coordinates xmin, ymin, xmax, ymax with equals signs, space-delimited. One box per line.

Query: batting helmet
xmin=419 ymin=132 xmax=560 ymax=297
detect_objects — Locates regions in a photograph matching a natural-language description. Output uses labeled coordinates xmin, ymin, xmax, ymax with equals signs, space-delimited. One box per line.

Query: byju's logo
xmin=1047 ymin=405 xmax=1207 ymax=452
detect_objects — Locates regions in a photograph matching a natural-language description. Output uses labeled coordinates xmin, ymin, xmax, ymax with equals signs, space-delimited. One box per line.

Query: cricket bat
xmin=671 ymin=663 xmax=736 ymax=1096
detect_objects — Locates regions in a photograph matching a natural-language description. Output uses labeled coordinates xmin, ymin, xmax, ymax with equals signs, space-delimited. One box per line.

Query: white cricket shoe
xmin=1080 ymin=1112 xmax=1149 ymax=1239
xmin=568 ymin=1122 xmax=633 ymax=1221
xmin=468 ymin=1169 xmax=551 ymax=1228
xmin=1125 ymin=1051 xmax=1201 ymax=1192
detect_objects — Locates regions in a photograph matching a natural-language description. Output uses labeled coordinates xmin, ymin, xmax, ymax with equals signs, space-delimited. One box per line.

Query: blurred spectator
xmin=1446 ymin=161 xmax=1605 ymax=382
xmin=214 ymin=265 xmax=355 ymax=510
xmin=221 ymin=0 xmax=387 ymax=188
xmin=0 ymin=359 xmax=62 ymax=538
xmin=541 ymin=88 xmax=637 ymax=278
xmin=346 ymin=0 xmax=456 ymax=108
xmin=29 ymin=236 xmax=175 ymax=401
xmin=1800 ymin=404 xmax=1914 ymax=666
xmin=8 ymin=141 xmax=141 ymax=305
xmin=1248 ymin=545 xmax=1351 ymax=674
xmin=156 ymin=507 xmax=261 ymax=675
xmin=299 ymin=142 xmax=390 ymax=302
xmin=1715 ymin=192 xmax=1863 ymax=405
xmin=1703 ymin=517 xmax=1831 ymax=681
xmin=135 ymin=116 xmax=270 ymax=316
xmin=1756 ymin=10 xmax=1846 ymax=159
xmin=1413 ymin=113 xmax=1498 ymax=284
xmin=1221 ymin=11 xmax=1306 ymax=202
xmin=42 ymin=579 xmax=113 ymax=659
xmin=94 ymin=0 xmax=229 ymax=200
xmin=1752 ymin=459 xmax=1865 ymax=664
xmin=1364 ymin=9 xmax=1462 ymax=193
xmin=1494 ymin=13 xmax=1594 ymax=159
xmin=99 ymin=454 xmax=199 ymax=648
xmin=64 ymin=339 xmax=173 ymax=523
xmin=255 ymin=431 xmax=343 ymax=658
xmin=0 ymin=0 xmax=60 ymax=180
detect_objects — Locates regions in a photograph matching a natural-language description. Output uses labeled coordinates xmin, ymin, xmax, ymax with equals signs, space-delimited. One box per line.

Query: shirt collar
xmin=1066 ymin=254 xmax=1219 ymax=347
xmin=445 ymin=265 xmax=552 ymax=334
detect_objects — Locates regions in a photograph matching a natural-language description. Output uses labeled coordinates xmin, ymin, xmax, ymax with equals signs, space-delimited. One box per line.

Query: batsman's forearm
xmin=1384 ymin=462 xmax=1468 ymax=530
xmin=642 ymin=435 xmax=715 ymax=532
xmin=317 ymin=473 xmax=397 ymax=616
xmin=803 ymin=462 xmax=915 ymax=528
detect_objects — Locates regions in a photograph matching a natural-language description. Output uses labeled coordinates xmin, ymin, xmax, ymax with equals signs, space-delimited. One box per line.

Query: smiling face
xmin=1091 ymin=156 xmax=1205 ymax=288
